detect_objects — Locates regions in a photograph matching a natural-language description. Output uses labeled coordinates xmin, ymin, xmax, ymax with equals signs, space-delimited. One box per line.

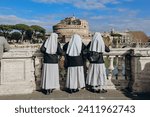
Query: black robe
xmin=63 ymin=42 xmax=87 ymax=67
xmin=87 ymin=42 xmax=110 ymax=64
xmin=40 ymin=41 xmax=63 ymax=64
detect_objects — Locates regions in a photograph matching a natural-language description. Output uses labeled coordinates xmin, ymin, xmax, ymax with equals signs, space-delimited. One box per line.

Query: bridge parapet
xmin=1 ymin=46 xmax=150 ymax=95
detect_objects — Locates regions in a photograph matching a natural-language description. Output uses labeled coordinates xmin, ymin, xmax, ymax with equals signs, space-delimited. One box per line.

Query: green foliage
xmin=10 ymin=32 xmax=21 ymax=42
xmin=0 ymin=24 xmax=46 ymax=43
xmin=30 ymin=25 xmax=45 ymax=34
xmin=0 ymin=24 xmax=13 ymax=39
xmin=25 ymin=30 xmax=32 ymax=41
xmin=14 ymin=24 xmax=30 ymax=42
xmin=104 ymin=57 xmax=110 ymax=68
xmin=14 ymin=24 xmax=30 ymax=34
xmin=30 ymin=25 xmax=46 ymax=43
xmin=104 ymin=57 xmax=117 ymax=68
xmin=0 ymin=24 xmax=13 ymax=31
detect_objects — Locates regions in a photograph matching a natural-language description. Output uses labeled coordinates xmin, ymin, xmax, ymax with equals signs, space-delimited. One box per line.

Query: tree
xmin=0 ymin=24 xmax=13 ymax=39
xmin=30 ymin=25 xmax=46 ymax=42
xmin=25 ymin=29 xmax=33 ymax=42
xmin=10 ymin=32 xmax=22 ymax=43
xmin=31 ymin=25 xmax=45 ymax=34
xmin=14 ymin=24 xmax=30 ymax=43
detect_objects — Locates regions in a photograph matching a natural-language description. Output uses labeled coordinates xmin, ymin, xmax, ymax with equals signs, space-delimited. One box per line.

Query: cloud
xmin=0 ymin=15 xmax=42 ymax=25
xmin=0 ymin=7 xmax=12 ymax=10
xmin=32 ymin=0 xmax=128 ymax=10
xmin=88 ymin=14 xmax=150 ymax=35
xmin=90 ymin=15 xmax=107 ymax=20
xmin=0 ymin=15 xmax=55 ymax=32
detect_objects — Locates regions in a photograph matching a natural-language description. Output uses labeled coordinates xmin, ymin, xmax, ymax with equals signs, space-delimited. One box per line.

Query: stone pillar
xmin=0 ymin=49 xmax=36 ymax=95
xmin=107 ymin=56 xmax=116 ymax=89
xmin=127 ymin=48 xmax=150 ymax=93
xmin=108 ymin=56 xmax=114 ymax=79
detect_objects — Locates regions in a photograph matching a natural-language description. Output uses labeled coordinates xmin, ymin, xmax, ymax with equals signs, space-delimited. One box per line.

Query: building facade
xmin=53 ymin=17 xmax=90 ymax=43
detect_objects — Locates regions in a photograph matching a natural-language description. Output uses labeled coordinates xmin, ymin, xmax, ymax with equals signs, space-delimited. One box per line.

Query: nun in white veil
xmin=63 ymin=34 xmax=86 ymax=93
xmin=40 ymin=33 xmax=63 ymax=95
xmin=86 ymin=32 xmax=110 ymax=93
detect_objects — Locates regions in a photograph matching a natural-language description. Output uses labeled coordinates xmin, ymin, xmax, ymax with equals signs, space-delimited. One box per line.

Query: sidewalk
xmin=0 ymin=89 xmax=149 ymax=100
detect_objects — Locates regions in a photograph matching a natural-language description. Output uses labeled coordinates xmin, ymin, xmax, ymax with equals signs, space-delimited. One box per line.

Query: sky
xmin=0 ymin=0 xmax=150 ymax=35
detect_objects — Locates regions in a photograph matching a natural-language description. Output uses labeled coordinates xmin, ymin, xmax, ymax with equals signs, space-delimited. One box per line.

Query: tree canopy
xmin=0 ymin=24 xmax=46 ymax=43
xmin=30 ymin=25 xmax=45 ymax=34
xmin=0 ymin=24 xmax=13 ymax=39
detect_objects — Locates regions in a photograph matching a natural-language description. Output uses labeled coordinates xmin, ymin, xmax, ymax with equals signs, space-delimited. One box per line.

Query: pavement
xmin=0 ymin=89 xmax=150 ymax=100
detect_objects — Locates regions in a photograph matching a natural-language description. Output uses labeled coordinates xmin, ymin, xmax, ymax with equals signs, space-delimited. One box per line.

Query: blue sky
xmin=0 ymin=0 xmax=150 ymax=35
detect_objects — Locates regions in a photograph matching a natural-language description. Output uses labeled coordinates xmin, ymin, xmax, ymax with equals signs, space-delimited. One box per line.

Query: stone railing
xmin=130 ymin=48 xmax=150 ymax=93
xmin=0 ymin=48 xmax=39 ymax=95
xmin=1 ymin=46 xmax=150 ymax=95
xmin=103 ymin=48 xmax=131 ymax=90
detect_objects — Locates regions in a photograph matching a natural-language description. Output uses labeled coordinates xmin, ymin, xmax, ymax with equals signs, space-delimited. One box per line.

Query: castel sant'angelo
xmin=53 ymin=16 xmax=91 ymax=43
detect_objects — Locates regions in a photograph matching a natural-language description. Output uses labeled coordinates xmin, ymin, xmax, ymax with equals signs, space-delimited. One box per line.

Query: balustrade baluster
xmin=108 ymin=56 xmax=114 ymax=79
xmin=107 ymin=56 xmax=116 ymax=89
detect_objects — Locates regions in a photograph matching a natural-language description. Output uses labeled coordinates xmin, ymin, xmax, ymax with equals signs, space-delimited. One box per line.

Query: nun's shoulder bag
xmin=87 ymin=51 xmax=100 ymax=62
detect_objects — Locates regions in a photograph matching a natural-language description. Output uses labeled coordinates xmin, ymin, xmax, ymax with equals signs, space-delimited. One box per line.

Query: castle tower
xmin=53 ymin=17 xmax=90 ymax=43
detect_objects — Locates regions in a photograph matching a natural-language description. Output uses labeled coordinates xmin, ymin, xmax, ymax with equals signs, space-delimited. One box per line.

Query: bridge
xmin=0 ymin=45 xmax=150 ymax=99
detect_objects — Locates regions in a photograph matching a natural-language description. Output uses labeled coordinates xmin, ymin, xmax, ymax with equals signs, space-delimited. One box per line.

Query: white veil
xmin=89 ymin=32 xmax=105 ymax=53
xmin=44 ymin=33 xmax=58 ymax=54
xmin=66 ymin=34 xmax=82 ymax=56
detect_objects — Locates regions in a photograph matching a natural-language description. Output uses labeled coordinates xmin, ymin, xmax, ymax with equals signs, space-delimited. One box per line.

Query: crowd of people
xmin=40 ymin=32 xmax=110 ymax=95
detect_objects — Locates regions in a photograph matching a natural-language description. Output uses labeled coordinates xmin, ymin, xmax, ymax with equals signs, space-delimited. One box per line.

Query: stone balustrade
xmin=0 ymin=48 xmax=40 ymax=95
xmin=103 ymin=48 xmax=130 ymax=90
xmin=0 ymin=46 xmax=150 ymax=95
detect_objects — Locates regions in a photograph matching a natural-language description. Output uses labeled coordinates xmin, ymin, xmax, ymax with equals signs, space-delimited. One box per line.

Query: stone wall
xmin=0 ymin=46 xmax=66 ymax=95
xmin=0 ymin=48 xmax=38 ymax=95
xmin=1 ymin=46 xmax=150 ymax=95
xmin=130 ymin=48 xmax=150 ymax=93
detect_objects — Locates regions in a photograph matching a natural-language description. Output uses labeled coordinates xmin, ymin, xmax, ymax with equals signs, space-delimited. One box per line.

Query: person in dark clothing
xmin=63 ymin=34 xmax=86 ymax=94
xmin=40 ymin=33 xmax=63 ymax=95
xmin=86 ymin=32 xmax=110 ymax=93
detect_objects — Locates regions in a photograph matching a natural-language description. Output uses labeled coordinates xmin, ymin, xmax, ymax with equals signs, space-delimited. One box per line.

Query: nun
xmin=63 ymin=34 xmax=86 ymax=93
xmin=40 ymin=33 xmax=63 ymax=95
xmin=86 ymin=32 xmax=110 ymax=93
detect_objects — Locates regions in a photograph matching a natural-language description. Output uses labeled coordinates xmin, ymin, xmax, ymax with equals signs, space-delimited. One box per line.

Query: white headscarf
xmin=66 ymin=34 xmax=82 ymax=56
xmin=89 ymin=32 xmax=105 ymax=53
xmin=44 ymin=33 xmax=58 ymax=54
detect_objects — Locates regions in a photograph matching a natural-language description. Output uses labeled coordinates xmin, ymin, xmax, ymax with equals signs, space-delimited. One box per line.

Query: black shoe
xmin=42 ymin=89 xmax=48 ymax=95
xmin=45 ymin=90 xmax=50 ymax=95
xmin=102 ymin=89 xmax=107 ymax=93
xmin=69 ymin=89 xmax=73 ymax=94
xmin=50 ymin=89 xmax=54 ymax=93
xmin=73 ymin=89 xmax=79 ymax=93
xmin=97 ymin=89 xmax=107 ymax=93
xmin=91 ymin=89 xmax=97 ymax=93
xmin=66 ymin=88 xmax=73 ymax=94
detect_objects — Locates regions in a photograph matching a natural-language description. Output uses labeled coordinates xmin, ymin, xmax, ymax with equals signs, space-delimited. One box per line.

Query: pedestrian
xmin=40 ymin=33 xmax=63 ymax=95
xmin=63 ymin=34 xmax=86 ymax=93
xmin=0 ymin=36 xmax=10 ymax=79
xmin=86 ymin=32 xmax=110 ymax=93
xmin=0 ymin=36 xmax=10 ymax=60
